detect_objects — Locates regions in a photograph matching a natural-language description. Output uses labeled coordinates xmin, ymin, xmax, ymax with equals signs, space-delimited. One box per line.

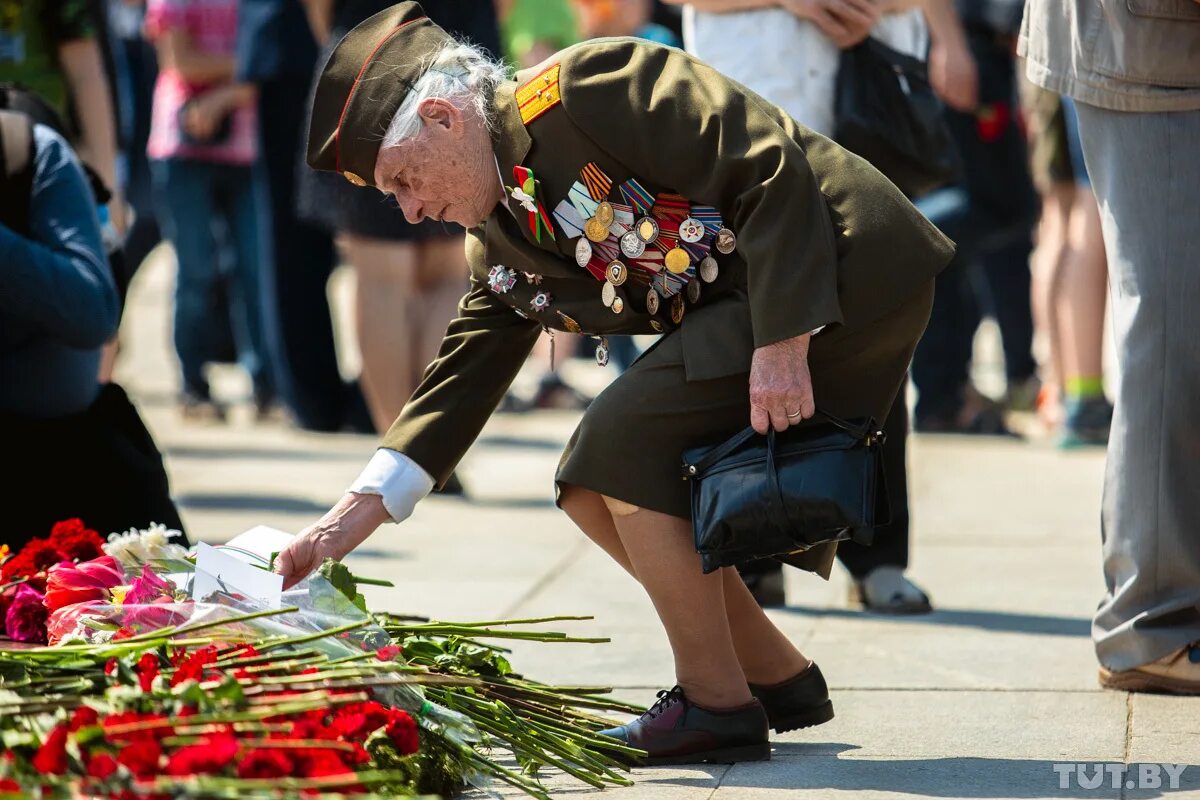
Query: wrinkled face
xmin=374 ymin=98 xmax=502 ymax=228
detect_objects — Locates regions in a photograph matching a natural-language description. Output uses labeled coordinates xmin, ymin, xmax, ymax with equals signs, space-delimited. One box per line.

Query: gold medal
xmin=585 ymin=216 xmax=610 ymax=243
xmin=635 ymin=216 xmax=659 ymax=244
xmin=601 ymin=280 xmax=616 ymax=307
xmin=594 ymin=201 xmax=614 ymax=227
xmin=665 ymin=247 xmax=690 ymax=274
xmin=715 ymin=227 xmax=737 ymax=254
xmin=646 ymin=288 xmax=660 ymax=315
xmin=612 ymin=296 xmax=625 ymax=314
xmin=671 ymin=294 xmax=686 ymax=324
xmin=575 ymin=238 xmax=593 ymax=268
xmin=699 ymin=255 xmax=719 ymax=283
xmin=687 ymin=278 xmax=701 ymax=304
xmin=606 ymin=260 xmax=628 ymax=286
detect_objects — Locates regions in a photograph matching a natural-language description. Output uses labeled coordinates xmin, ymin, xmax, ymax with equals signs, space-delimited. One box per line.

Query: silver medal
xmin=620 ymin=230 xmax=646 ymax=258
xmin=699 ymin=255 xmax=719 ymax=283
xmin=679 ymin=217 xmax=705 ymax=244
xmin=595 ymin=338 xmax=610 ymax=367
xmin=715 ymin=227 xmax=737 ymax=254
xmin=687 ymin=278 xmax=701 ymax=304
xmin=601 ymin=280 xmax=616 ymax=308
xmin=575 ymin=237 xmax=593 ymax=268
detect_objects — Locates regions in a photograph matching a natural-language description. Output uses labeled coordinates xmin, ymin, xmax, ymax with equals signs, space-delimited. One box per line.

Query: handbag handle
xmin=684 ymin=409 xmax=879 ymax=477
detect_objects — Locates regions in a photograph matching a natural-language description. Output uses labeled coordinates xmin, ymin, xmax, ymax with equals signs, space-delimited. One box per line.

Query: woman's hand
xmin=275 ymin=492 xmax=392 ymax=589
xmin=784 ymin=0 xmax=881 ymax=49
xmin=183 ymin=91 xmax=228 ymax=141
xmin=749 ymin=332 xmax=816 ymax=434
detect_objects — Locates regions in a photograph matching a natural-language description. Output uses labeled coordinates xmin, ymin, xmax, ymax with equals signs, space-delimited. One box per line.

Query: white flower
xmin=104 ymin=523 xmax=189 ymax=567
xmin=510 ymin=185 xmax=537 ymax=213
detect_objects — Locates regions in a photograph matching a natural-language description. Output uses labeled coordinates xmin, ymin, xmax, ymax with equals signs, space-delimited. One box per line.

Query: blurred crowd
xmin=2 ymin=0 xmax=1109 ymax=543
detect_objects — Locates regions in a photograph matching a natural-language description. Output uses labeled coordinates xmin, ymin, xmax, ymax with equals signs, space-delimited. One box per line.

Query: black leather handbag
xmin=833 ymin=37 xmax=960 ymax=199
xmin=682 ymin=412 xmax=888 ymax=574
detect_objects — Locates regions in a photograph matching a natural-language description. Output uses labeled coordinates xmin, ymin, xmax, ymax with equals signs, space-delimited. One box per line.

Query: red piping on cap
xmin=334 ymin=15 xmax=426 ymax=174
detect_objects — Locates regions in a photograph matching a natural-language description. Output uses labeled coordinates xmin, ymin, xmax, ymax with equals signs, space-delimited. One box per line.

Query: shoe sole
xmin=1098 ymin=668 xmax=1200 ymax=695
xmin=770 ymin=699 xmax=835 ymax=734
xmin=642 ymin=742 xmax=771 ymax=767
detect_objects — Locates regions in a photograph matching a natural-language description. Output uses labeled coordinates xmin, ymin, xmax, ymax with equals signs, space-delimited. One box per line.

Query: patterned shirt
xmin=145 ymin=0 xmax=257 ymax=164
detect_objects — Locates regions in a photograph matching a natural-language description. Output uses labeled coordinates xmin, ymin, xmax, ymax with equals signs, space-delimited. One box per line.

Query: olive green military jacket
xmin=381 ymin=38 xmax=953 ymax=486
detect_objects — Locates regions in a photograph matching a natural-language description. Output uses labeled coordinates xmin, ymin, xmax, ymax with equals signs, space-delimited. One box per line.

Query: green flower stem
xmin=254 ymin=619 xmax=372 ymax=653
xmin=386 ymin=614 xmax=595 ymax=628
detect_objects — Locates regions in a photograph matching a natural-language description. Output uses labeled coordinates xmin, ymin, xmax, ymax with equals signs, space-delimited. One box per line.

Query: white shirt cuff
xmin=348 ymin=449 xmax=435 ymax=524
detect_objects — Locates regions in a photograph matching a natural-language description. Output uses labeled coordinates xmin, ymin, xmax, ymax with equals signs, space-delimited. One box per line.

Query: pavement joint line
xmin=703 ymin=765 xmax=732 ymax=799
xmin=500 ymin=538 xmax=592 ymax=618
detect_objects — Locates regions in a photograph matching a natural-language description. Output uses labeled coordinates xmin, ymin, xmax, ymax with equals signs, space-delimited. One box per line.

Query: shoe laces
xmin=643 ymin=686 xmax=685 ymax=720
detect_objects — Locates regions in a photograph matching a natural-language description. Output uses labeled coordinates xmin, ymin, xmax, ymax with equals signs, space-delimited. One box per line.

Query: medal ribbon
xmin=512 ymin=166 xmax=555 ymax=242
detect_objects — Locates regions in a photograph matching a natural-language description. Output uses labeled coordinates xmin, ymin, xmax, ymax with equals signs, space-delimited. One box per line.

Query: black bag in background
xmin=682 ymin=412 xmax=889 ymax=574
xmin=834 ymin=37 xmax=960 ymax=199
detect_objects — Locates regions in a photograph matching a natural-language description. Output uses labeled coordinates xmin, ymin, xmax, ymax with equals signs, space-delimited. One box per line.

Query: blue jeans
xmin=152 ymin=158 xmax=272 ymax=400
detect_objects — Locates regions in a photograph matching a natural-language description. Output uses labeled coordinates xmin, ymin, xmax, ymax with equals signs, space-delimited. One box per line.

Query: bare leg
xmin=1056 ymin=192 xmax=1108 ymax=387
xmin=342 ymin=234 xmax=417 ymax=433
xmin=560 ymin=485 xmax=810 ymax=686
xmin=1030 ymin=184 xmax=1075 ymax=423
xmin=413 ymin=237 xmax=470 ymax=389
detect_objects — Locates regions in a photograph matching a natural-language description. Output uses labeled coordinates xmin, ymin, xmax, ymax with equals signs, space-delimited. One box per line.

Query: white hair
xmin=381 ymin=40 xmax=509 ymax=147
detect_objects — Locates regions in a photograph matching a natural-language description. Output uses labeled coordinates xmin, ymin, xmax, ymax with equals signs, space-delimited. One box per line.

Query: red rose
xmin=385 ymin=710 xmax=419 ymax=755
xmin=48 ymin=519 xmax=106 ymax=562
xmin=137 ymin=652 xmax=160 ymax=692
xmin=43 ymin=556 xmax=125 ymax=612
xmin=116 ymin=740 xmax=162 ymax=778
xmin=31 ymin=724 xmax=69 ymax=775
xmin=165 ymin=733 xmax=238 ymax=776
xmin=70 ymin=705 xmax=100 ymax=732
xmin=236 ymin=748 xmax=293 ymax=779
xmin=86 ymin=752 xmax=120 ymax=779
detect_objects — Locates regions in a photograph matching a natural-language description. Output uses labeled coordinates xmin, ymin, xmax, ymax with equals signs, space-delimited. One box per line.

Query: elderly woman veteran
xmin=281 ymin=2 xmax=953 ymax=765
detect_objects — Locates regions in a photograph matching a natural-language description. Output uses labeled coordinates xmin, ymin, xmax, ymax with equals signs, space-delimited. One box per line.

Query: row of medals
xmin=574 ymin=200 xmax=736 ymax=321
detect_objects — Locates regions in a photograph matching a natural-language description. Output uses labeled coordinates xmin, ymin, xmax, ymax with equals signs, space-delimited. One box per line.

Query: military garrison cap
xmin=306 ymin=2 xmax=453 ymax=188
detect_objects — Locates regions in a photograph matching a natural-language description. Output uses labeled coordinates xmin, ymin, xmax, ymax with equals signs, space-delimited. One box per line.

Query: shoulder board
xmin=515 ymin=63 xmax=561 ymax=126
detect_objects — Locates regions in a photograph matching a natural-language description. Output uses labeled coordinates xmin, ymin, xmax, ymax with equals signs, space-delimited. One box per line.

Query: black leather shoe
xmin=749 ymin=662 xmax=835 ymax=734
xmin=599 ymin=686 xmax=770 ymax=766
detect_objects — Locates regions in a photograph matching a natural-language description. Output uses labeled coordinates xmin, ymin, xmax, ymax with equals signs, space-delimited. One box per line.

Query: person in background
xmin=674 ymin=0 xmax=974 ymax=613
xmin=0 ymin=0 xmax=124 ymax=236
xmin=296 ymin=0 xmax=500 ymax=444
xmin=1021 ymin=0 xmax=1200 ymax=695
xmin=234 ymin=0 xmax=369 ymax=434
xmin=144 ymin=0 xmax=273 ymax=420
xmin=1 ymin=102 xmax=184 ymax=549
xmin=573 ymin=0 xmax=680 ymax=45
xmin=1021 ymin=85 xmax=1110 ymax=447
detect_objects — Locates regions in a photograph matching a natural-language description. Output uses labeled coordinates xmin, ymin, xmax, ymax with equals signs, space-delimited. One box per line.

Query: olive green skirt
xmin=555 ymin=282 xmax=934 ymax=577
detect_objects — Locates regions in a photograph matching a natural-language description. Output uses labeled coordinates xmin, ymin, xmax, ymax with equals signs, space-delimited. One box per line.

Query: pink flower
xmin=4 ymin=584 xmax=48 ymax=643
xmin=125 ymin=598 xmax=188 ymax=631
xmin=45 ymin=601 xmax=107 ymax=645
xmin=43 ymin=556 xmax=125 ymax=612
xmin=125 ymin=564 xmax=174 ymax=606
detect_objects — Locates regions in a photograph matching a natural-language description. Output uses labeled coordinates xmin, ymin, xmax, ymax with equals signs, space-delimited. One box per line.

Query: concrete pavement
xmin=114 ymin=250 xmax=1200 ymax=799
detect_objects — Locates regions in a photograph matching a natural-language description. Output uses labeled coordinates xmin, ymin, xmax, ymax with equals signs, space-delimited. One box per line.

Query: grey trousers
xmin=1076 ymin=103 xmax=1200 ymax=671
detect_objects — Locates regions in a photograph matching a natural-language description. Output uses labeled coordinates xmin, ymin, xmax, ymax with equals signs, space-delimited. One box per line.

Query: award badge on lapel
xmin=509 ymin=166 xmax=555 ymax=243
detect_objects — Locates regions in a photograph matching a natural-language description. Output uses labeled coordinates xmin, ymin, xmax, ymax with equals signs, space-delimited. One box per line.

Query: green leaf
xmin=318 ymin=558 xmax=368 ymax=612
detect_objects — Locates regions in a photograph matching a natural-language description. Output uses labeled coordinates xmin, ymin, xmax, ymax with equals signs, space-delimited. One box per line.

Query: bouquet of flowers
xmin=0 ymin=523 xmax=643 ymax=799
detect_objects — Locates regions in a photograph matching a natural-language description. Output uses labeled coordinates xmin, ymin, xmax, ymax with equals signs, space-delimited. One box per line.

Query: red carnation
xmin=103 ymin=711 xmax=172 ymax=742
xmin=375 ymin=644 xmax=402 ymax=662
xmin=298 ymin=749 xmax=354 ymax=779
xmin=137 ymin=652 xmax=160 ymax=692
xmin=116 ymin=740 xmax=162 ymax=778
xmin=165 ymin=732 xmax=238 ymax=776
xmin=48 ymin=519 xmax=106 ymax=562
xmin=385 ymin=710 xmax=419 ymax=755
xmin=0 ymin=538 xmax=64 ymax=583
xmin=104 ymin=658 xmax=117 ymax=676
xmin=70 ymin=705 xmax=100 ymax=731
xmin=31 ymin=724 xmax=69 ymax=774
xmin=86 ymin=752 xmax=120 ymax=780
xmin=170 ymin=645 xmax=219 ymax=687
xmin=236 ymin=748 xmax=293 ymax=779
xmin=0 ymin=778 xmax=20 ymax=791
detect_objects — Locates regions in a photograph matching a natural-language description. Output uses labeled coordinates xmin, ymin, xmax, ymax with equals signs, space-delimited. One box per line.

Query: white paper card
xmin=220 ymin=526 xmax=296 ymax=566
xmin=193 ymin=541 xmax=283 ymax=608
